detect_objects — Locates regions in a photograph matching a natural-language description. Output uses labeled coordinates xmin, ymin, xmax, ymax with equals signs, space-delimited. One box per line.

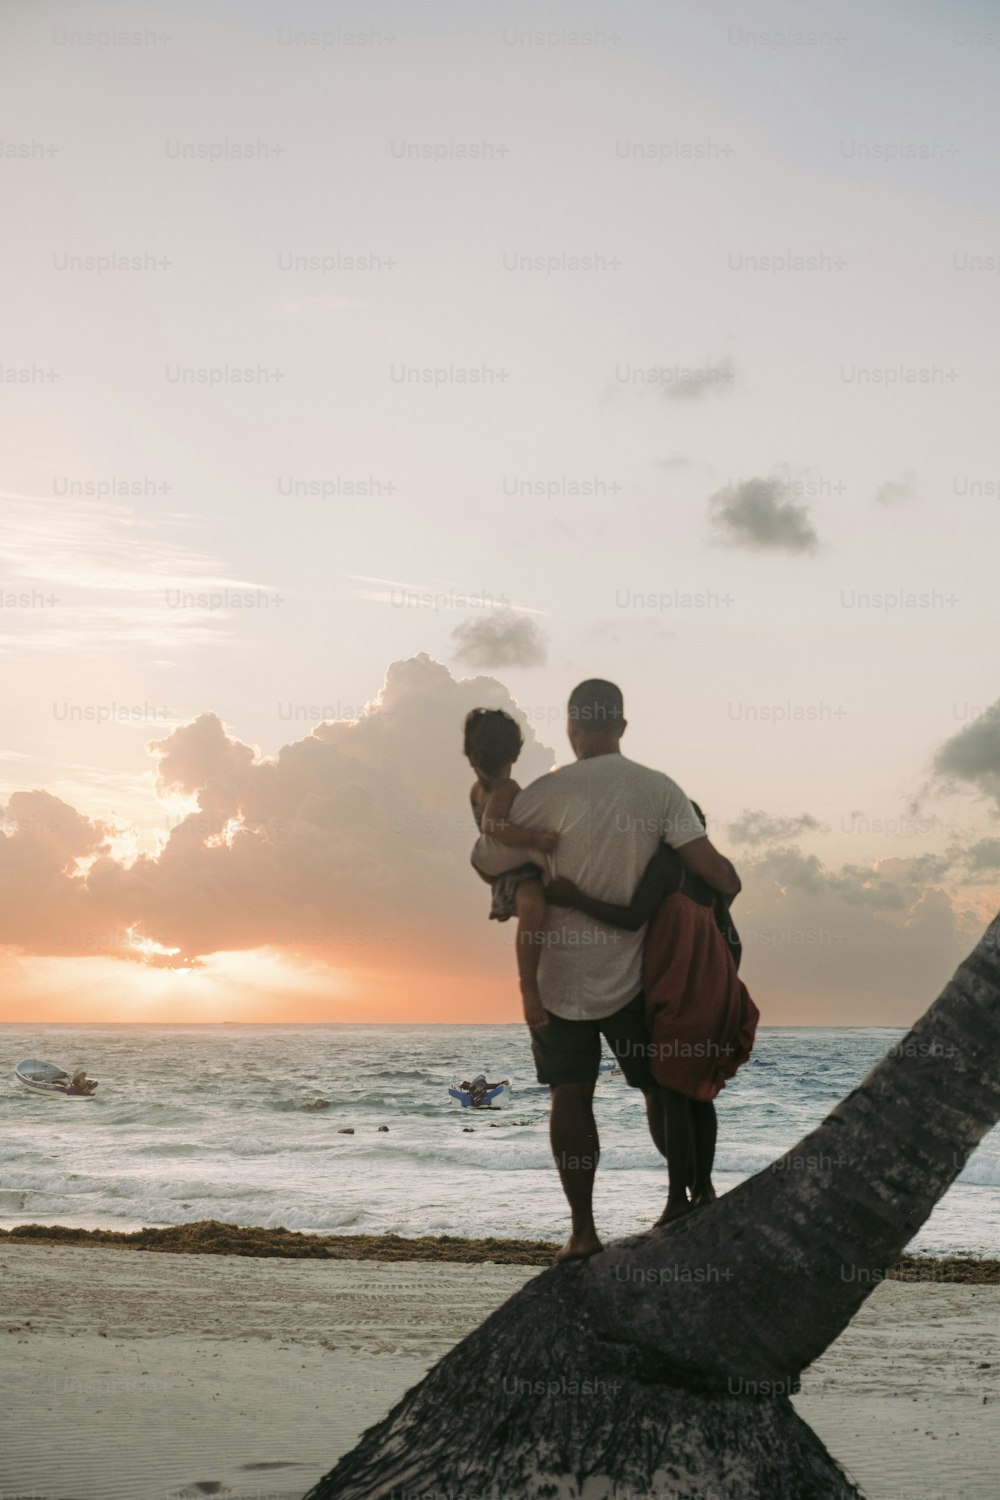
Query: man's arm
xmin=658 ymin=774 xmax=741 ymax=900
xmin=675 ymin=835 xmax=741 ymax=899
xmin=545 ymin=845 xmax=682 ymax=932
xmin=481 ymin=778 xmax=559 ymax=852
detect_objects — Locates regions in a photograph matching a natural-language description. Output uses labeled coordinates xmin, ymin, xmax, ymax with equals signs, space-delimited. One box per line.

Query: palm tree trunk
xmin=305 ymin=915 xmax=1000 ymax=1499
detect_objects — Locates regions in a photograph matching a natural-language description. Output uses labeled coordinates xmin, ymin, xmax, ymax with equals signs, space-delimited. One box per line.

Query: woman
xmin=544 ymin=804 xmax=758 ymax=1223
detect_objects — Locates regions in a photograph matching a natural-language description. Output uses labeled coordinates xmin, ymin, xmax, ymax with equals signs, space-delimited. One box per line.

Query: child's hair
xmin=463 ymin=708 xmax=523 ymax=778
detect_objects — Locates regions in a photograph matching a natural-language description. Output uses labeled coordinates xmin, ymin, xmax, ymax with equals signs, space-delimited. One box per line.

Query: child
xmin=463 ymin=708 xmax=559 ymax=1029
xmin=544 ymin=802 xmax=758 ymax=1224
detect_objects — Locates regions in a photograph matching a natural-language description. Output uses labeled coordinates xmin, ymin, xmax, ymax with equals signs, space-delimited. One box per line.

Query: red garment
xmin=642 ymin=879 xmax=759 ymax=1100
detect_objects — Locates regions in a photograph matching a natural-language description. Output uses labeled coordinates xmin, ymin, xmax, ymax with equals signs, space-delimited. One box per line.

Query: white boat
xmin=15 ymin=1059 xmax=98 ymax=1097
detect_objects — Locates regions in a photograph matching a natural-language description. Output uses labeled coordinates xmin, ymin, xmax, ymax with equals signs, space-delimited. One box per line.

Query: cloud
xmin=749 ymin=843 xmax=963 ymax=909
xmin=874 ymin=469 xmax=916 ymax=505
xmin=2 ymin=660 xmax=997 ymax=1026
xmin=754 ymin=844 xmax=828 ymax=895
xmin=708 ymin=477 xmax=820 ymax=553
xmin=930 ymin=703 xmax=1000 ymax=812
xmin=727 ymin=810 xmax=824 ymax=846
xmin=0 ymin=655 xmax=555 ymax=967
xmin=727 ymin=839 xmax=991 ymax=1022
xmin=826 ymin=854 xmax=955 ymax=908
xmin=0 ymin=791 xmax=113 ymax=955
xmin=0 ymin=790 xmax=108 ymax=871
xmin=451 ymin=608 xmax=548 ymax=668
xmin=962 ymin=837 xmax=1000 ymax=875
xmin=0 ymin=490 xmax=273 ymax=655
xmin=663 ymin=355 xmax=736 ymax=401
xmin=602 ymin=356 xmax=735 ymax=410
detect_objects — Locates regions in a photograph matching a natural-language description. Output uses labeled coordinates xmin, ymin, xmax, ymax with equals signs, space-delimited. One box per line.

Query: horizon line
xmin=0 ymin=1020 xmax=911 ymax=1030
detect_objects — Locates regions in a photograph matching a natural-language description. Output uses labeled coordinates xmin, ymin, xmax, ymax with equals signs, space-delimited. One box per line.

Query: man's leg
xmin=529 ymin=1010 xmax=603 ymax=1261
xmin=549 ymin=1080 xmax=602 ymax=1261
xmin=599 ymin=989 xmax=662 ymax=1160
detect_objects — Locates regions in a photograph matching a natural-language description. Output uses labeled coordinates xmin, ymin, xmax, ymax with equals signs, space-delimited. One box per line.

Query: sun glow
xmin=205 ymin=816 xmax=245 ymax=848
xmin=0 ymin=946 xmax=356 ymax=1022
xmin=124 ymin=926 xmax=182 ymax=962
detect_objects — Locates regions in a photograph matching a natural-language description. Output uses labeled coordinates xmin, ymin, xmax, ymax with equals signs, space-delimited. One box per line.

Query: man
xmin=471 ymin=679 xmax=740 ymax=1262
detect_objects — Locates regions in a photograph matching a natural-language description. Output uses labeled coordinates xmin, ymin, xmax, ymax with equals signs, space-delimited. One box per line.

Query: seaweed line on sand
xmin=1 ymin=1219 xmax=999 ymax=1280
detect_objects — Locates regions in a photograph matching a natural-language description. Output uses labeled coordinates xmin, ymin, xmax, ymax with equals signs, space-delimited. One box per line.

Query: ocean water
xmin=2 ymin=1025 xmax=999 ymax=1258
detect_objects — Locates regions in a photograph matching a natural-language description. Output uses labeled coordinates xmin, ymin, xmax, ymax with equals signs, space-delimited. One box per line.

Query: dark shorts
xmin=529 ymin=990 xmax=654 ymax=1090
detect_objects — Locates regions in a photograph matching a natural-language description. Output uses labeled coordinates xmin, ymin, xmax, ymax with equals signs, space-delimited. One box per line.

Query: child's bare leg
xmin=514 ymin=878 xmax=548 ymax=1026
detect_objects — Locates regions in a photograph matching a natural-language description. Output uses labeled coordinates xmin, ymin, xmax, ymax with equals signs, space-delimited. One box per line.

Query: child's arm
xmin=480 ymin=778 xmax=559 ymax=854
xmin=544 ymin=845 xmax=682 ymax=931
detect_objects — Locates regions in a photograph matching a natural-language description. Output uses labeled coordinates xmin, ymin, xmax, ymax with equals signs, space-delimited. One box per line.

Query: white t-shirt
xmin=471 ymin=752 xmax=705 ymax=1021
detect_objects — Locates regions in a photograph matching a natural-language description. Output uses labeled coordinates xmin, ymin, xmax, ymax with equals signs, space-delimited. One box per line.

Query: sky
xmin=1 ymin=0 xmax=999 ymax=1023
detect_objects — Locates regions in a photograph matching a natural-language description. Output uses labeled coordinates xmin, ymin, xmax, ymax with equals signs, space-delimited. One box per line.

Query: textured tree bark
xmin=305 ymin=914 xmax=1000 ymax=1499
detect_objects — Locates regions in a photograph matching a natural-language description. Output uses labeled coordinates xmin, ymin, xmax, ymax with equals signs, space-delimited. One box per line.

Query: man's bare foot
xmin=690 ymin=1182 xmax=717 ymax=1210
xmin=553 ymin=1228 xmax=603 ymax=1264
xmin=654 ymin=1195 xmax=694 ymax=1227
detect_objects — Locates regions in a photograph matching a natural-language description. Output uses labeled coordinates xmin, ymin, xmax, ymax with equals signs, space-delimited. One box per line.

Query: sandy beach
xmin=1 ymin=1233 xmax=998 ymax=1500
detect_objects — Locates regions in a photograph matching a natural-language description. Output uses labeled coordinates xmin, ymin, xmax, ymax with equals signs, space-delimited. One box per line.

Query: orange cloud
xmin=2 ymin=652 xmax=995 ymax=1025
xmin=0 ymin=654 xmax=555 ymax=1015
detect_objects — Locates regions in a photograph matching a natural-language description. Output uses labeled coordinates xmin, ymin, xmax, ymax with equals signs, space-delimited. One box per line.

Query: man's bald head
xmin=567 ymin=679 xmax=627 ymax=759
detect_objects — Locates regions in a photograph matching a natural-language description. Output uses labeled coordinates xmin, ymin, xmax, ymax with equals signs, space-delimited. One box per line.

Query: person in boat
xmin=459 ymin=1074 xmax=508 ymax=1107
xmin=66 ymin=1069 xmax=97 ymax=1096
